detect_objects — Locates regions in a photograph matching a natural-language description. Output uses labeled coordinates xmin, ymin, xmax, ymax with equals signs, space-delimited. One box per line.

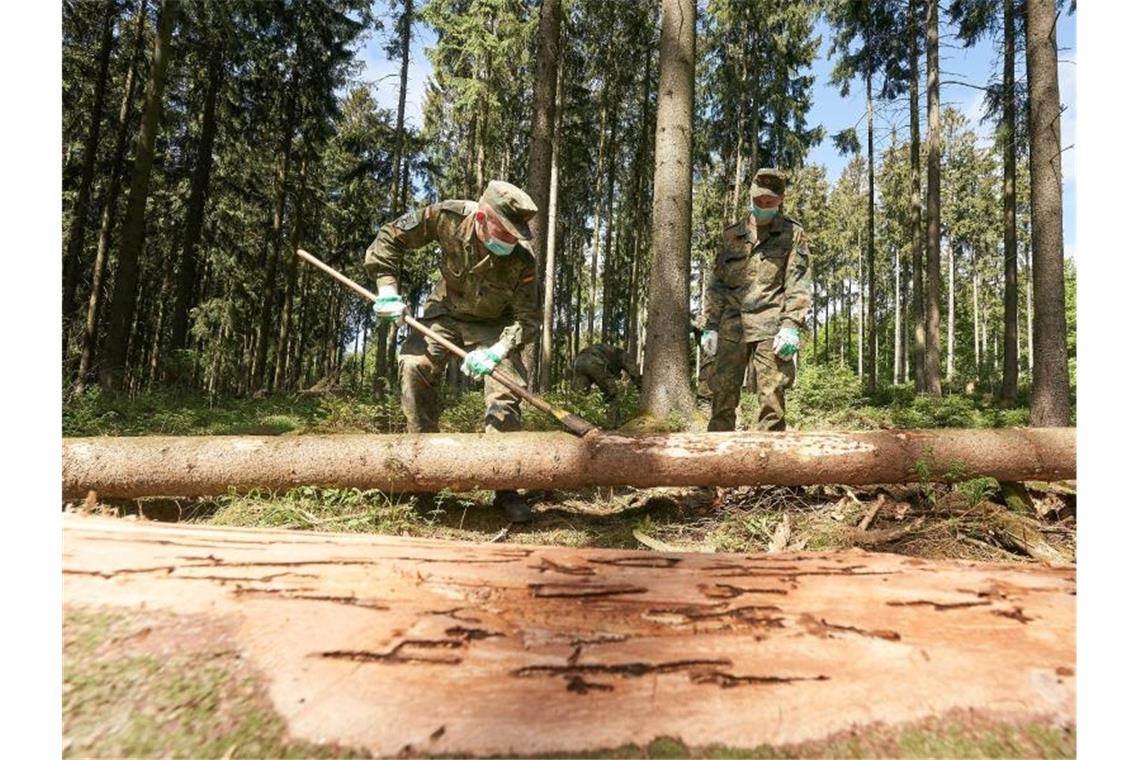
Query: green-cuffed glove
xmin=773 ymin=326 xmax=800 ymax=358
xmin=461 ymin=342 xmax=505 ymax=378
xmin=372 ymin=285 xmax=407 ymax=324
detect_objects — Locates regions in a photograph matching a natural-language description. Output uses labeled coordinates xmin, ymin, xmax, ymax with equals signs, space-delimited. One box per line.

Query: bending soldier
xmin=570 ymin=343 xmax=641 ymax=427
xmin=365 ymin=180 xmax=540 ymax=522
xmin=700 ymin=168 xmax=812 ymax=432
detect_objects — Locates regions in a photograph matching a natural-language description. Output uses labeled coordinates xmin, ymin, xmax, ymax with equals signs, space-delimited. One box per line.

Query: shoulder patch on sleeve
xmin=437 ymin=199 xmax=478 ymax=216
xmin=394 ymin=209 xmax=419 ymax=231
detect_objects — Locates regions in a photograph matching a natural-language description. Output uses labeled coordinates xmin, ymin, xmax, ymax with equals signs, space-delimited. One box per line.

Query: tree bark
xmin=640 ymin=0 xmax=696 ymax=420
xmin=1000 ymin=0 xmax=1019 ymax=403
xmin=63 ymin=0 xmax=117 ymax=330
xmin=540 ymin=56 xmax=563 ymax=392
xmin=948 ymin=243 xmax=955 ymax=382
xmin=170 ymin=36 xmax=224 ymax=353
xmin=865 ymin=70 xmax=877 ymax=392
xmin=972 ymin=248 xmax=980 ymax=385
xmin=923 ymin=0 xmax=943 ymax=396
xmin=63 ymin=515 xmax=1074 ymax=756
xmin=252 ymin=84 xmax=298 ymax=393
xmin=526 ymin=0 xmax=560 ymax=316
xmin=1025 ymin=0 xmax=1071 ymax=426
xmin=75 ymin=0 xmax=148 ymax=394
xmin=273 ymin=154 xmax=309 ymax=392
xmin=63 ymin=427 xmax=1075 ymax=499
xmin=894 ymin=245 xmax=902 ymax=384
xmin=588 ymin=96 xmax=609 ymax=347
xmin=99 ymin=0 xmax=176 ymax=390
xmin=389 ymin=0 xmax=413 ymax=217
xmin=908 ymin=0 xmax=925 ymax=391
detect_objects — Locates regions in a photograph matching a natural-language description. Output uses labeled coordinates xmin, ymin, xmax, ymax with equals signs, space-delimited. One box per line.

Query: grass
xmin=63 ymin=608 xmax=366 ymax=758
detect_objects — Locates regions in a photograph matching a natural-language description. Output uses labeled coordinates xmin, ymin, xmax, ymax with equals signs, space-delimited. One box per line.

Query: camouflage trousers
xmin=398 ymin=317 xmax=527 ymax=434
xmin=570 ymin=355 xmax=621 ymax=428
xmin=707 ymin=333 xmax=795 ymax=432
xmin=570 ymin=355 xmax=620 ymax=399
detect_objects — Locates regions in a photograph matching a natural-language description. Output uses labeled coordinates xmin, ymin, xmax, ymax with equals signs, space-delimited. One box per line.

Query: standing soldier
xmin=700 ymin=169 xmax=811 ymax=432
xmin=366 ymin=180 xmax=540 ymax=522
xmin=570 ymin=343 xmax=641 ymax=427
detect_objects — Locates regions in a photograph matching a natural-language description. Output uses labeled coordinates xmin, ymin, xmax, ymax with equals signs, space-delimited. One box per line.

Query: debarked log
xmin=62 ymin=428 xmax=1075 ymax=499
xmin=63 ymin=515 xmax=1075 ymax=755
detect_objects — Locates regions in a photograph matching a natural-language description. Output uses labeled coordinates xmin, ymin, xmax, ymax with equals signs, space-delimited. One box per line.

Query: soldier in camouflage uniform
xmin=570 ymin=343 xmax=641 ymax=427
xmin=699 ymin=169 xmax=812 ymax=432
xmin=365 ymin=180 xmax=540 ymax=521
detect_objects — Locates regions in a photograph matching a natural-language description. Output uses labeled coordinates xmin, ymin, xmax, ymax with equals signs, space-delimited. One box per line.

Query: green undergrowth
xmin=63 ymin=608 xmax=365 ymax=758
xmin=64 ymin=368 xmax=1046 ymax=439
xmin=517 ymin=721 xmax=1074 ymax=759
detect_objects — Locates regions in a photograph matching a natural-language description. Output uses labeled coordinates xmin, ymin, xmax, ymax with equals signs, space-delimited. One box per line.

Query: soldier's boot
xmin=494 ymin=490 xmax=532 ymax=523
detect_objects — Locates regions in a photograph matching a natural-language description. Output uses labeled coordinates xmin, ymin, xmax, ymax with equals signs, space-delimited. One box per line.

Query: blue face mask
xmin=484 ymin=234 xmax=515 ymax=257
xmin=751 ymin=205 xmax=778 ymax=222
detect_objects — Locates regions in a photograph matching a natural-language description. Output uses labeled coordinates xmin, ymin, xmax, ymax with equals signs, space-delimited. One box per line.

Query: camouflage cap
xmin=480 ymin=180 xmax=537 ymax=241
xmin=749 ymin=168 xmax=786 ymax=199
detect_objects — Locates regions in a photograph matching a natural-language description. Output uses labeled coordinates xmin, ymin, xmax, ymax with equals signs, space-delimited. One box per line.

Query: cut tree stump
xmin=63 ymin=515 xmax=1075 ymax=756
xmin=62 ymin=427 xmax=1076 ymax=498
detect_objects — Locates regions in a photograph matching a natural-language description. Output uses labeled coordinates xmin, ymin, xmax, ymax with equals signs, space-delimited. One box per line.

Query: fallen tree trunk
xmin=63 ymin=515 xmax=1074 ymax=756
xmin=62 ymin=428 xmax=1075 ymax=499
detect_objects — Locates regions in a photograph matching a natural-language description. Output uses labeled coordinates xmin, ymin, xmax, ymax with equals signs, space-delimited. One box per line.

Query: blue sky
xmin=349 ymin=3 xmax=1076 ymax=256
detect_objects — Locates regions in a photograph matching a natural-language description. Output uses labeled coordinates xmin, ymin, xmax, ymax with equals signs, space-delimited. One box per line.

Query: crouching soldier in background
xmin=365 ymin=180 xmax=540 ymax=522
xmin=570 ymin=343 xmax=641 ymax=428
xmin=700 ymin=168 xmax=811 ymax=432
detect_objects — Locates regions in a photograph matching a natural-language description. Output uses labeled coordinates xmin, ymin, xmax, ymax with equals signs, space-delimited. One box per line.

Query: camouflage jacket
xmin=575 ymin=343 xmax=640 ymax=382
xmin=701 ymin=212 xmax=812 ymax=342
xmin=364 ymin=200 xmax=540 ymax=349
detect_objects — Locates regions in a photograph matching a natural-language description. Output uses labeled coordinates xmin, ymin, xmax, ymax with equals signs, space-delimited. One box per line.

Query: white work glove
xmin=773 ymin=326 xmax=800 ymax=358
xmin=461 ymin=340 xmax=508 ymax=379
xmin=701 ymin=329 xmax=718 ymax=357
xmin=372 ymin=285 xmax=407 ymax=325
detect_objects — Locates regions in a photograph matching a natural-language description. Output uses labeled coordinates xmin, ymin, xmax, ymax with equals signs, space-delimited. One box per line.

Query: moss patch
xmin=63 ymin=607 xmax=367 ymax=758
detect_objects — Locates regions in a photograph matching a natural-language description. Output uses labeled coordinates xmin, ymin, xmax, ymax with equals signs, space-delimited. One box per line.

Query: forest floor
xmin=62 ymin=374 xmax=1077 ymax=758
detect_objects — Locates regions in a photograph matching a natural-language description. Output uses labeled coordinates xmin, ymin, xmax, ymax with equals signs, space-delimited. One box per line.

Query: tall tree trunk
xmin=972 ymin=248 xmax=980 ymax=385
xmin=252 ymin=84 xmax=298 ymax=393
xmin=865 ymin=70 xmax=877 ymax=392
xmin=627 ymin=43 xmax=654 ymax=362
xmin=1025 ymin=244 xmax=1033 ymax=372
xmin=76 ymin=0 xmax=148 ymax=394
xmin=843 ymin=278 xmax=850 ymax=366
xmin=894 ymin=245 xmax=902 ymax=385
xmin=999 ymin=0 xmax=1019 ymax=402
xmin=390 ymin=0 xmax=413 ymax=217
xmin=908 ymin=0 xmax=926 ymax=391
xmin=170 ymin=38 xmax=224 ymax=353
xmin=923 ymin=0 xmax=943 ymax=397
xmin=600 ymin=115 xmax=619 ymax=341
xmin=947 ymin=243 xmax=955 ymax=382
xmin=100 ymin=0 xmax=176 ymax=390
xmin=273 ymin=154 xmax=309 ymax=392
xmin=540 ymin=61 xmax=563 ymax=392
xmin=857 ymin=236 xmax=864 ymax=380
xmin=1025 ymin=0 xmax=1071 ymax=426
xmin=641 ymin=0 xmax=696 ymax=420
xmin=587 ymin=93 xmax=609 ymax=346
xmin=63 ymin=0 xmax=117 ymax=333
xmin=528 ymin=0 xmax=561 ymax=388
xmin=823 ymin=280 xmax=830 ymax=361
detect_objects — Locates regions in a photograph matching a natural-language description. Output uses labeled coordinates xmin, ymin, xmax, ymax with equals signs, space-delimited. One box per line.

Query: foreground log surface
xmin=63 ymin=427 xmax=1076 ymax=498
xmin=64 ymin=515 xmax=1075 ymax=756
